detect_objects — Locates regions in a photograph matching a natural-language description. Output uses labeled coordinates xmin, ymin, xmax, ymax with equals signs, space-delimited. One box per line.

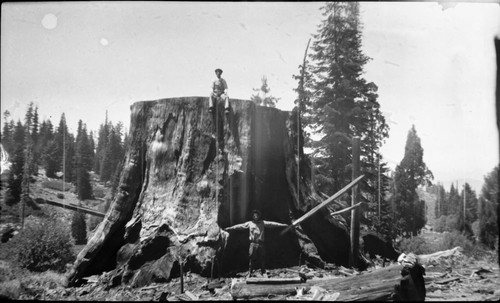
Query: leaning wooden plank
xmin=281 ymin=201 xmax=363 ymax=235
xmin=231 ymin=263 xmax=425 ymax=301
xmin=280 ymin=177 xmax=365 ymax=236
xmin=292 ymin=175 xmax=365 ymax=227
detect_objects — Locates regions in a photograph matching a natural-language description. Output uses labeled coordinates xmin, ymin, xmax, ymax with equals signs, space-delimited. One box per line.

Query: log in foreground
xmin=231 ymin=263 xmax=426 ymax=301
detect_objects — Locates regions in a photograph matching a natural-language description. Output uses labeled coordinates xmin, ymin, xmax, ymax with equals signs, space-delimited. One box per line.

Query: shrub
xmin=21 ymin=270 xmax=68 ymax=290
xmin=436 ymin=231 xmax=476 ymax=256
xmin=11 ymin=216 xmax=75 ymax=272
xmin=397 ymin=236 xmax=431 ymax=255
xmin=434 ymin=214 xmax=460 ymax=233
xmin=92 ymin=186 xmax=107 ymax=199
xmin=433 ymin=215 xmax=446 ymax=232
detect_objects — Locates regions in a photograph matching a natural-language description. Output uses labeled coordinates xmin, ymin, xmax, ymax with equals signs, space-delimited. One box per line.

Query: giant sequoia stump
xmin=67 ymin=97 xmax=362 ymax=287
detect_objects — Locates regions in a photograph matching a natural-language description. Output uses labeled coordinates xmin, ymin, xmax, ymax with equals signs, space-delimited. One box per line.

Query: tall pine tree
xmin=303 ymin=2 xmax=389 ymax=197
xmin=55 ymin=113 xmax=75 ymax=182
xmin=6 ymin=120 xmax=25 ymax=205
xmin=75 ymin=120 xmax=93 ymax=200
xmin=2 ymin=110 xmax=14 ymax=154
xmin=297 ymin=2 xmax=391 ymax=239
xmin=94 ymin=112 xmax=110 ymax=175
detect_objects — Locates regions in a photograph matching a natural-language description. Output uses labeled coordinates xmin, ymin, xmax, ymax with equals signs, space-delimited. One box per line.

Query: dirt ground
xmin=8 ymin=239 xmax=498 ymax=301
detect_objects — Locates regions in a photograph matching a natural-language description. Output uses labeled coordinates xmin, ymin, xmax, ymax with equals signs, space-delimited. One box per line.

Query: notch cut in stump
xmin=231 ymin=263 xmax=426 ymax=301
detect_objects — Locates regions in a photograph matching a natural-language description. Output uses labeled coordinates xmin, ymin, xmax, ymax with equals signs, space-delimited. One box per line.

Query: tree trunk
xmin=67 ymin=97 xmax=365 ymax=287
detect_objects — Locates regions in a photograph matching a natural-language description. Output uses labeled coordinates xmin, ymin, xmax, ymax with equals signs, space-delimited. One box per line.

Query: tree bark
xmin=67 ymin=97 xmax=365 ymax=287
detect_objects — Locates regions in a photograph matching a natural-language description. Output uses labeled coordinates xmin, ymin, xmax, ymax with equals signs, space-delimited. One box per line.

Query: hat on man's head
xmin=251 ymin=209 xmax=261 ymax=217
xmin=215 ymin=68 xmax=223 ymax=74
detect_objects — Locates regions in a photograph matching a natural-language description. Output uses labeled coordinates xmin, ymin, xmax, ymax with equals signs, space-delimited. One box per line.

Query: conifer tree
xmin=478 ymin=166 xmax=498 ymax=248
xmin=6 ymin=121 xmax=25 ymax=205
xmin=302 ymin=2 xmax=389 ymax=196
xmin=21 ymin=137 xmax=33 ymax=228
xmin=39 ymin=119 xmax=54 ymax=152
xmin=392 ymin=125 xmax=433 ymax=237
xmin=43 ymin=139 xmax=59 ymax=178
xmin=447 ymin=184 xmax=460 ymax=218
xmin=88 ymin=130 xmax=95 ymax=171
xmin=2 ymin=110 xmax=14 ymax=154
xmin=75 ymin=120 xmax=93 ymax=200
xmin=23 ymin=103 xmax=38 ymax=176
xmin=456 ymin=183 xmax=477 ymax=236
xmin=30 ymin=107 xmax=40 ymax=175
xmin=250 ymin=76 xmax=280 ymax=107
xmin=100 ymin=124 xmax=123 ymax=182
xmin=71 ymin=210 xmax=87 ymax=245
xmin=433 ymin=183 xmax=446 ymax=218
xmin=94 ymin=112 xmax=110 ymax=175
xmin=55 ymin=114 xmax=75 ymax=182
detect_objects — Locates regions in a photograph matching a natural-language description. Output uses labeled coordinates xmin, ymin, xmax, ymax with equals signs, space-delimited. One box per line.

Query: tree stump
xmin=67 ymin=97 xmax=365 ymax=287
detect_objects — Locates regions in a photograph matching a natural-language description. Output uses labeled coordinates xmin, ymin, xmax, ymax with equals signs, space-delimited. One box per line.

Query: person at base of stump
xmin=209 ymin=68 xmax=230 ymax=114
xmin=224 ymin=209 xmax=289 ymax=277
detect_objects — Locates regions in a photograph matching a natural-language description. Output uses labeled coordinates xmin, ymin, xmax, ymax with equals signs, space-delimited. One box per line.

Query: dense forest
xmin=1 ymin=104 xmax=127 ymax=208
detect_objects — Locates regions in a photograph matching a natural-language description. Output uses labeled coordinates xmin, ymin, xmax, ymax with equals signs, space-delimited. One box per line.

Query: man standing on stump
xmin=225 ymin=210 xmax=289 ymax=277
xmin=209 ymin=68 xmax=230 ymax=114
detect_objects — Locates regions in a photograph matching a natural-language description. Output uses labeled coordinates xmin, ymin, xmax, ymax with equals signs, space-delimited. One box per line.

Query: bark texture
xmin=67 ymin=97 xmax=361 ymax=287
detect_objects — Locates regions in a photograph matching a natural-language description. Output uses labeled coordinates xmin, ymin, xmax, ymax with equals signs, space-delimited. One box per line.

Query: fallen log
xmin=417 ymin=246 xmax=463 ymax=265
xmin=246 ymin=277 xmax=303 ymax=284
xmin=231 ymin=262 xmax=426 ymax=301
xmin=434 ymin=277 xmax=460 ymax=285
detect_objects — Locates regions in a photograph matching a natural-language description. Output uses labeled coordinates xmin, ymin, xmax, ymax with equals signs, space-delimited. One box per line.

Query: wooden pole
xmin=378 ymin=154 xmax=381 ymax=222
xmin=297 ymin=38 xmax=311 ymax=204
xmin=463 ymin=184 xmax=466 ymax=230
xmin=350 ymin=137 xmax=360 ymax=268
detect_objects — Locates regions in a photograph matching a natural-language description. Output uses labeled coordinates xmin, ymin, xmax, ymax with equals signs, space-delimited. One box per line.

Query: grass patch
xmin=42 ymin=180 xmax=71 ymax=192
xmin=397 ymin=230 xmax=490 ymax=258
xmin=0 ymin=279 xmax=21 ymax=299
xmin=0 ymin=261 xmax=15 ymax=283
xmin=21 ymin=270 xmax=68 ymax=289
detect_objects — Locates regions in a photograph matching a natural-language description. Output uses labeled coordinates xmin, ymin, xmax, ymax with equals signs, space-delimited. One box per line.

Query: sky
xmin=1 ymin=1 xmax=499 ymax=192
